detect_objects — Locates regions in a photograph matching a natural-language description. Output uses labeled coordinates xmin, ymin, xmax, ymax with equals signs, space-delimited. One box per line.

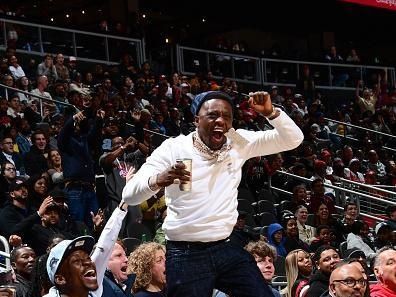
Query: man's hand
xmin=248 ymin=91 xmax=273 ymax=116
xmin=96 ymin=109 xmax=105 ymax=119
xmin=91 ymin=209 xmax=105 ymax=228
xmin=73 ymin=111 xmax=85 ymax=123
xmin=9 ymin=235 xmax=22 ymax=247
xmin=38 ymin=196 xmax=54 ymax=217
xmin=156 ymin=162 xmax=191 ymax=188
xmin=126 ymin=166 xmax=136 ymax=182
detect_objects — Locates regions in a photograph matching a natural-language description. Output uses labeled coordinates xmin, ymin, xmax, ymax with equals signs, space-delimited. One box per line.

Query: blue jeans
xmin=65 ymin=185 xmax=99 ymax=229
xmin=166 ymin=239 xmax=274 ymax=297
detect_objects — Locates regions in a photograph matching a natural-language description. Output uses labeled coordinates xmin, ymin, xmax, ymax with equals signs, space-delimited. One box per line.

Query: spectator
xmin=54 ymin=53 xmax=69 ymax=81
xmin=15 ymin=119 xmax=32 ymax=157
xmin=346 ymin=221 xmax=375 ymax=257
xmin=57 ymin=109 xmax=102 ymax=227
xmin=16 ymin=76 xmax=32 ymax=103
xmin=245 ymin=240 xmax=281 ymax=297
xmin=45 ymin=202 xmax=129 ymax=297
xmin=47 ymin=149 xmax=64 ymax=185
xmin=24 ymin=130 xmax=49 ymax=176
xmin=127 ymin=242 xmax=166 ymax=296
xmin=0 ymin=136 xmax=24 ymax=175
xmin=0 ymin=161 xmax=17 ymax=207
xmin=282 ymin=249 xmax=312 ymax=297
xmin=344 ymin=158 xmax=365 ymax=183
xmin=311 ymin=203 xmax=332 ymax=229
xmin=307 ymin=245 xmax=341 ymax=297
xmin=0 ymin=178 xmax=53 ymax=243
xmin=310 ymin=225 xmax=336 ymax=253
xmin=328 ymin=263 xmax=367 ymax=297
xmin=334 ymin=201 xmax=360 ymax=242
xmin=26 ymin=174 xmax=49 ymax=209
xmin=362 ymin=150 xmax=387 ymax=182
xmin=374 ymin=222 xmax=394 ymax=250
xmin=267 ymin=223 xmax=287 ymax=257
xmin=8 ymin=55 xmax=25 ymax=80
xmin=355 ymin=80 xmax=378 ymax=115
xmin=385 ymin=205 xmax=396 ymax=231
xmin=296 ymin=65 xmax=315 ymax=105
xmin=28 ymin=253 xmax=52 ymax=297
xmin=324 ymin=45 xmax=349 ymax=87
xmin=37 ymin=54 xmax=58 ymax=84
xmin=371 ymin=247 xmax=396 ymax=297
xmin=10 ymin=245 xmax=36 ymax=297
xmin=7 ymin=95 xmax=23 ymax=119
xmin=282 ymin=213 xmax=310 ymax=254
xmin=99 ymin=136 xmax=145 ymax=237
xmin=102 ymin=239 xmax=135 ymax=297
xmin=309 ymin=178 xmax=335 ymax=215
xmin=295 ymin=205 xmax=316 ymax=245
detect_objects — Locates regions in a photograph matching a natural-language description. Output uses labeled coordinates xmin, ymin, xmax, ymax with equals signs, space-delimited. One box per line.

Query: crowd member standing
xmin=122 ymin=90 xmax=304 ymax=296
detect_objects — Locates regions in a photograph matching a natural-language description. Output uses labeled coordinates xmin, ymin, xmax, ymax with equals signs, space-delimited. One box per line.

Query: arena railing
xmin=176 ymin=45 xmax=396 ymax=89
xmin=0 ymin=83 xmax=80 ymax=117
xmin=0 ymin=235 xmax=11 ymax=272
xmin=270 ymin=170 xmax=394 ymax=224
xmin=0 ymin=17 xmax=145 ymax=65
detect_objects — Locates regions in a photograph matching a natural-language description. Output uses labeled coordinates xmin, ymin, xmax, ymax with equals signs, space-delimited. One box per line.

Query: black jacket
xmin=24 ymin=145 xmax=48 ymax=176
xmin=102 ymin=270 xmax=135 ymax=297
xmin=307 ymin=270 xmax=330 ymax=297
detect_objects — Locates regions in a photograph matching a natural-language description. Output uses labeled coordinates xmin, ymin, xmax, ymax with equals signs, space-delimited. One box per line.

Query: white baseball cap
xmin=46 ymin=236 xmax=95 ymax=284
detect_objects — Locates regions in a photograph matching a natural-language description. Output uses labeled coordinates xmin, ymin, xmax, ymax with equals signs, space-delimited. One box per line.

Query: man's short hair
xmin=373 ymin=246 xmax=396 ymax=268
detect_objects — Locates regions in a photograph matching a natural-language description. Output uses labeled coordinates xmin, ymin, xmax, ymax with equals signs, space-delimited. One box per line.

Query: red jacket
xmin=370 ymin=283 xmax=396 ymax=297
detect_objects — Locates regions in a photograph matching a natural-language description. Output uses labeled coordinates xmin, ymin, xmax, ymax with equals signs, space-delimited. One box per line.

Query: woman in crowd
xmin=26 ymin=174 xmax=50 ymax=209
xmin=0 ymin=161 xmax=17 ymax=207
xmin=311 ymin=202 xmax=336 ymax=228
xmin=295 ymin=205 xmax=316 ymax=245
xmin=16 ymin=76 xmax=32 ymax=103
xmin=282 ymin=249 xmax=312 ymax=297
xmin=282 ymin=213 xmax=310 ymax=254
xmin=245 ymin=240 xmax=281 ymax=297
xmin=306 ymin=245 xmax=341 ymax=297
xmin=127 ymin=242 xmax=166 ymax=296
xmin=47 ymin=149 xmax=64 ymax=186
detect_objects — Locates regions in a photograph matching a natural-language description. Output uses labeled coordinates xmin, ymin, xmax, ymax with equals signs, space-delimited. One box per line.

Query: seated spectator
xmin=54 ymin=53 xmax=70 ymax=81
xmin=282 ymin=213 xmax=310 ymax=254
xmin=311 ymin=159 xmax=335 ymax=196
xmin=28 ymin=253 xmax=52 ymax=297
xmin=289 ymin=184 xmax=310 ymax=212
xmin=267 ymin=223 xmax=287 ymax=257
xmin=8 ymin=55 xmax=25 ymax=80
xmin=324 ymin=45 xmax=349 ymax=87
xmin=311 ymin=203 xmax=336 ymax=229
xmin=37 ymin=54 xmax=58 ymax=84
xmin=127 ymin=242 xmax=166 ymax=296
xmin=344 ymin=158 xmax=365 ymax=183
xmin=334 ymin=201 xmax=361 ymax=242
xmin=371 ymin=247 xmax=396 ymax=297
xmin=10 ymin=245 xmax=36 ymax=297
xmin=282 ymin=249 xmax=312 ymax=297
xmin=7 ymin=95 xmax=23 ymax=119
xmin=307 ymin=245 xmax=341 ymax=297
xmin=346 ymin=221 xmax=375 ymax=257
xmin=362 ymin=150 xmax=387 ymax=183
xmin=15 ymin=119 xmax=32 ymax=157
xmin=47 ymin=149 xmax=64 ymax=185
xmin=0 ymin=178 xmax=53 ymax=241
xmin=245 ymin=240 xmax=281 ymax=297
xmin=26 ymin=174 xmax=49 ymax=210
xmin=374 ymin=222 xmax=394 ymax=250
xmin=309 ymin=178 xmax=335 ymax=215
xmin=328 ymin=263 xmax=367 ymax=297
xmin=229 ymin=210 xmax=259 ymax=247
xmin=0 ymin=136 xmax=24 ymax=175
xmin=295 ymin=205 xmax=316 ymax=245
xmin=0 ymin=161 xmax=17 ymax=207
xmin=385 ymin=205 xmax=396 ymax=231
xmin=310 ymin=225 xmax=337 ymax=253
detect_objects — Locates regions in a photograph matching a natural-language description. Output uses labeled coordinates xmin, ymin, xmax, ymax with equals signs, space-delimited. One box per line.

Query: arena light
xmin=82 ymin=10 xmax=86 ymax=14
xmin=50 ymin=17 xmax=54 ymax=22
xmin=165 ymin=38 xmax=169 ymax=44
xmin=142 ymin=14 xmax=146 ymax=18
xmin=202 ymin=18 xmax=206 ymax=23
xmin=66 ymin=14 xmax=70 ymax=18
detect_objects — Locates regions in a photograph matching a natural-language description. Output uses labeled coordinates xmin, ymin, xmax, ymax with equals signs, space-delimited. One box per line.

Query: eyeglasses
xmin=332 ymin=278 xmax=367 ymax=288
xmin=5 ymin=168 xmax=16 ymax=171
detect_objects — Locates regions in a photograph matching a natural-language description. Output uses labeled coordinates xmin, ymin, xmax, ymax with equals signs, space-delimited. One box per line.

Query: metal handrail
xmin=324 ymin=117 xmax=395 ymax=138
xmin=339 ymin=178 xmax=396 ymax=196
xmin=274 ymin=170 xmax=396 ymax=207
xmin=0 ymin=17 xmax=145 ymax=65
xmin=0 ymin=235 xmax=11 ymax=271
xmin=0 ymin=83 xmax=80 ymax=117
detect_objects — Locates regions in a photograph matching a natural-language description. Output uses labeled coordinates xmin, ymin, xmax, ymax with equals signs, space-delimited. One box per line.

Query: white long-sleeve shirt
xmin=44 ymin=207 xmax=127 ymax=297
xmin=122 ymin=110 xmax=304 ymax=242
xmin=346 ymin=233 xmax=375 ymax=257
